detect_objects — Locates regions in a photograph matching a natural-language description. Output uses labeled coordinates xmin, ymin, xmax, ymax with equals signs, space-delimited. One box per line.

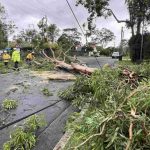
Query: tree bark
xmin=131 ymin=26 xmax=135 ymax=36
xmin=71 ymin=63 xmax=97 ymax=75
xmin=136 ymin=18 xmax=142 ymax=34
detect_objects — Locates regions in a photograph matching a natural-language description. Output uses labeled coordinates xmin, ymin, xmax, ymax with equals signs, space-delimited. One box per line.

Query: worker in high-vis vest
xmin=2 ymin=50 xmax=11 ymax=67
xmin=12 ymin=48 xmax=21 ymax=71
xmin=26 ymin=51 xmax=35 ymax=66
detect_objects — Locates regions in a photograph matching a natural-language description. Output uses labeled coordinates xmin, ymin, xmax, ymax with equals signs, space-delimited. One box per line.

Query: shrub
xmin=129 ymin=33 xmax=150 ymax=62
xmin=3 ymin=115 xmax=46 ymax=150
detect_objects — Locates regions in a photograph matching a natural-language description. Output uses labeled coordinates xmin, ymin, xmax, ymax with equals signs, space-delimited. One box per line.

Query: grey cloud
xmin=0 ymin=0 xmax=130 ymax=45
xmin=1 ymin=0 xmax=85 ymax=29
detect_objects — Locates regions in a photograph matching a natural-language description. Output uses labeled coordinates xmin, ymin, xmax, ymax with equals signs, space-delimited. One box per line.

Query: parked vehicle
xmin=112 ymin=52 xmax=122 ymax=60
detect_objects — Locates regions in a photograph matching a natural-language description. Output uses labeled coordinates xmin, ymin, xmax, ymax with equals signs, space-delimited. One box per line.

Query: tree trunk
xmin=42 ymin=50 xmax=97 ymax=75
xmin=136 ymin=18 xmax=142 ymax=35
xmin=71 ymin=63 xmax=97 ymax=75
xmin=131 ymin=26 xmax=135 ymax=36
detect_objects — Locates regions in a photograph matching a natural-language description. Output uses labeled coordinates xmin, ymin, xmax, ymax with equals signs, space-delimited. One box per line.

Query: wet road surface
xmin=77 ymin=56 xmax=118 ymax=68
xmin=0 ymin=56 xmax=117 ymax=150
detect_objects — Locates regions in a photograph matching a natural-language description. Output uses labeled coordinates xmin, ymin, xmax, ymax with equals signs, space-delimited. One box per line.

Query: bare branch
xmin=74 ymin=123 xmax=106 ymax=149
xmin=105 ymin=8 xmax=129 ymax=23
xmin=125 ymin=121 xmax=133 ymax=150
xmin=57 ymin=50 xmax=63 ymax=60
xmin=42 ymin=50 xmax=73 ymax=70
xmin=49 ymin=47 xmax=56 ymax=60
xmin=63 ymin=49 xmax=70 ymax=62
xmin=42 ymin=50 xmax=55 ymax=63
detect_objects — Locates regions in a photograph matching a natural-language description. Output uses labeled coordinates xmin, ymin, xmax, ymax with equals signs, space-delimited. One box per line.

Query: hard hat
xmin=4 ymin=50 xmax=7 ymax=53
xmin=13 ymin=48 xmax=17 ymax=50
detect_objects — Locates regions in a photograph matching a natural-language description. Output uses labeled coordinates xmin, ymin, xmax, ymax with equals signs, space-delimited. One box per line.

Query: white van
xmin=112 ymin=52 xmax=122 ymax=60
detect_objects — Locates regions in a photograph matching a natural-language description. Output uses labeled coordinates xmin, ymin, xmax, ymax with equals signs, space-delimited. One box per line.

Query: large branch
xmin=42 ymin=50 xmax=73 ymax=70
xmin=42 ymin=50 xmax=55 ymax=63
xmin=105 ymin=8 xmax=129 ymax=23
xmin=71 ymin=63 xmax=97 ymax=75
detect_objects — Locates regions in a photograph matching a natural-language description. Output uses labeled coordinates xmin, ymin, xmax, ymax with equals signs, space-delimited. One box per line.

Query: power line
xmin=65 ymin=0 xmax=103 ymax=69
xmin=65 ymin=0 xmax=85 ymax=36
xmin=0 ymin=100 xmax=62 ymax=130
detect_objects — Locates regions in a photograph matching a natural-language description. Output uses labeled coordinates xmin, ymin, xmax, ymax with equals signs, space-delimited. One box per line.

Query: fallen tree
xmin=42 ymin=48 xmax=98 ymax=75
xmin=42 ymin=49 xmax=74 ymax=71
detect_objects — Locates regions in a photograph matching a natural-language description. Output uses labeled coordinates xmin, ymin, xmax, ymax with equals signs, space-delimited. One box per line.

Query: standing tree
xmin=37 ymin=16 xmax=48 ymax=42
xmin=0 ymin=3 xmax=8 ymax=48
xmin=47 ymin=24 xmax=59 ymax=42
xmin=91 ymin=28 xmax=115 ymax=48
xmin=76 ymin=0 xmax=150 ymax=62
xmin=19 ymin=29 xmax=37 ymax=42
xmin=0 ymin=3 xmax=16 ymax=48
xmin=63 ymin=28 xmax=81 ymax=42
xmin=15 ymin=28 xmax=39 ymax=48
xmin=57 ymin=34 xmax=73 ymax=51
xmin=57 ymin=28 xmax=81 ymax=52
xmin=38 ymin=17 xmax=60 ymax=47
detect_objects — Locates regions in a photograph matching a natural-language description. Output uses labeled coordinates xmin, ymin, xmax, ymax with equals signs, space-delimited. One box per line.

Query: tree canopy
xmin=0 ymin=3 xmax=16 ymax=49
xmin=76 ymin=0 xmax=150 ymax=61
xmin=0 ymin=3 xmax=7 ymax=49
xmin=91 ymin=28 xmax=115 ymax=48
xmin=76 ymin=0 xmax=150 ymax=35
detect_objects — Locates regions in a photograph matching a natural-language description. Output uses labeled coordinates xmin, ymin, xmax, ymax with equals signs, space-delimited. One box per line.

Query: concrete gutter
xmin=53 ymin=105 xmax=89 ymax=150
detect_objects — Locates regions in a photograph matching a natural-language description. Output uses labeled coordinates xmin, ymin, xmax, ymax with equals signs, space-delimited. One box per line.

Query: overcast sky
xmin=1 ymin=0 xmax=131 ymax=46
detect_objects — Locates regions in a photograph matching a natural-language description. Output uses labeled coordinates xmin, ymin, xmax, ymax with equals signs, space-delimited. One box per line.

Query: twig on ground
xmin=73 ymin=123 xmax=106 ymax=149
xmin=125 ymin=121 xmax=133 ymax=150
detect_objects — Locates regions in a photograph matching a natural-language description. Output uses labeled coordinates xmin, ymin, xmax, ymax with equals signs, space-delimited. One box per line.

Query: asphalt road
xmin=0 ymin=56 xmax=118 ymax=150
xmin=77 ymin=56 xmax=118 ymax=68
xmin=0 ymin=69 xmax=77 ymax=150
xmin=34 ymin=56 xmax=118 ymax=150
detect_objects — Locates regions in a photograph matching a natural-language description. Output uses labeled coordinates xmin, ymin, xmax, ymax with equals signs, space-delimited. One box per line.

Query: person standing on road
xmin=12 ymin=48 xmax=21 ymax=71
xmin=2 ymin=50 xmax=11 ymax=68
xmin=26 ymin=51 xmax=35 ymax=66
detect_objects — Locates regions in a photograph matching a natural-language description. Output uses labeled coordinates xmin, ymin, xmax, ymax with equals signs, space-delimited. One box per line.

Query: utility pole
xmin=120 ymin=27 xmax=124 ymax=55
xmin=114 ymin=36 xmax=116 ymax=47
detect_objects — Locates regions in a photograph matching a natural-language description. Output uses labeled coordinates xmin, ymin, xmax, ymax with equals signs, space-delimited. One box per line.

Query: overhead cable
xmin=65 ymin=0 xmax=85 ymax=36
